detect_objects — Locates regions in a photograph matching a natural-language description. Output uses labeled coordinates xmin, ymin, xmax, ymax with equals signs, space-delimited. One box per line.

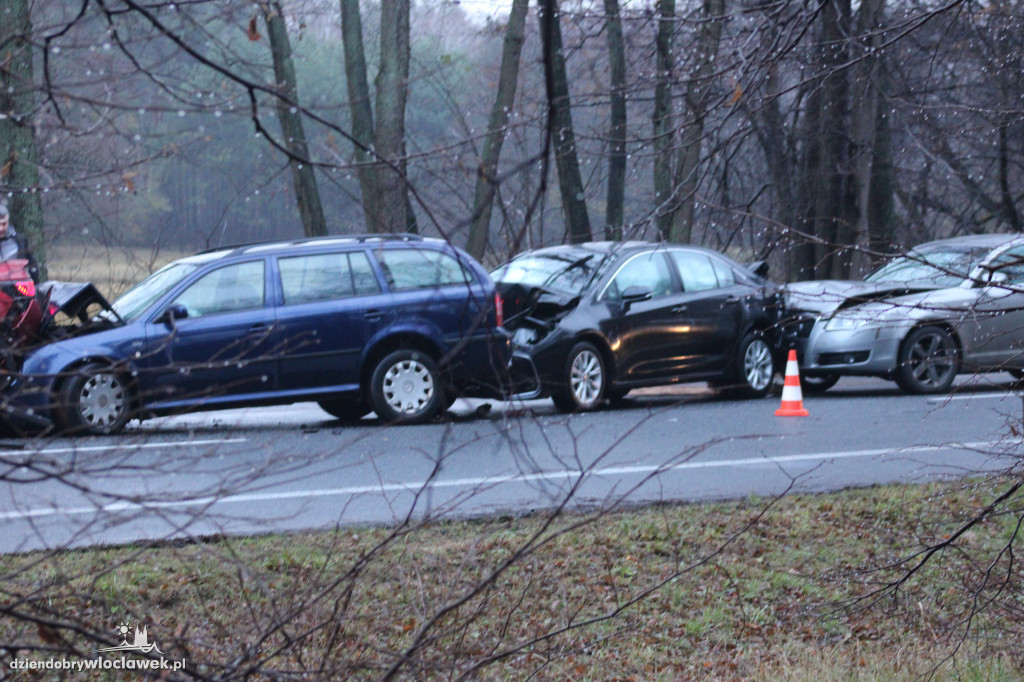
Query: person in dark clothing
xmin=0 ymin=204 xmax=39 ymax=282
xmin=0 ymin=204 xmax=25 ymax=261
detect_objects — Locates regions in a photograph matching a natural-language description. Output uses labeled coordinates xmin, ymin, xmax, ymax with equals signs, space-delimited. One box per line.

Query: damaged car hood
xmin=783 ymin=279 xmax=946 ymax=316
xmin=497 ymin=282 xmax=579 ymax=327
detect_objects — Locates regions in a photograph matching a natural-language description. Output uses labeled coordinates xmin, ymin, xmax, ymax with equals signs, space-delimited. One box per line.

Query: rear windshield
xmin=493 ymin=253 xmax=605 ymax=296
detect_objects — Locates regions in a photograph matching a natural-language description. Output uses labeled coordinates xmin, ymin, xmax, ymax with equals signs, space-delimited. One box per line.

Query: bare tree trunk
xmin=539 ymin=0 xmax=591 ymax=244
xmin=752 ymin=62 xmax=803 ymax=277
xmin=340 ymin=0 xmax=383 ymax=233
xmin=466 ymin=0 xmax=529 ymax=260
xmin=670 ymin=0 xmax=724 ymax=244
xmin=998 ymin=115 xmax=1022 ymax=231
xmin=0 ymin=0 xmax=44 ymax=275
xmin=828 ymin=0 xmax=858 ymax=279
xmin=867 ymin=100 xmax=896 ymax=260
xmin=800 ymin=0 xmax=854 ymax=279
xmin=604 ymin=0 xmax=627 ymax=240
xmin=652 ymin=0 xmax=675 ymax=241
xmin=263 ymin=0 xmax=327 ymax=238
xmin=376 ymin=0 xmax=416 ymax=234
xmin=852 ymin=0 xmax=893 ymax=269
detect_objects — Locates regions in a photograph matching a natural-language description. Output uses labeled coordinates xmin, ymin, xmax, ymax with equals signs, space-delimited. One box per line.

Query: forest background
xmin=2 ymin=0 xmax=1019 ymax=286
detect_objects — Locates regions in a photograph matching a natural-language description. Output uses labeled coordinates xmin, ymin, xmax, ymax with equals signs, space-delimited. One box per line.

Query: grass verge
xmin=2 ymin=478 xmax=1023 ymax=680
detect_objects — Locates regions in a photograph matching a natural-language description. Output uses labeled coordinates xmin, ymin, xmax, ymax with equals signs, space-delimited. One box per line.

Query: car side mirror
xmin=620 ymin=285 xmax=652 ymax=308
xmin=161 ymin=303 xmax=189 ymax=327
xmin=747 ymin=260 xmax=769 ymax=279
xmin=989 ymin=271 xmax=1008 ymax=285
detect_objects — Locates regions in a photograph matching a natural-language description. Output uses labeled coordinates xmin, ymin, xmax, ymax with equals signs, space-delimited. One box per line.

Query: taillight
xmin=15 ymin=280 xmax=34 ymax=297
xmin=494 ymin=292 xmax=504 ymax=328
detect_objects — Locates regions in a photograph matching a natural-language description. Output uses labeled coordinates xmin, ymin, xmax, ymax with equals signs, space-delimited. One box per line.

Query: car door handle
xmin=671 ymin=305 xmax=687 ymax=314
xmin=724 ymin=296 xmax=740 ymax=305
xmin=364 ymin=309 xmax=384 ymax=322
xmin=248 ymin=323 xmax=272 ymax=333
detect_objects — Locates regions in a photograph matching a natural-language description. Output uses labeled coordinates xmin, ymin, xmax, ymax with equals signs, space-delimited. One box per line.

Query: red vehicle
xmin=0 ymin=259 xmax=45 ymax=367
xmin=0 ymin=259 xmax=116 ymax=417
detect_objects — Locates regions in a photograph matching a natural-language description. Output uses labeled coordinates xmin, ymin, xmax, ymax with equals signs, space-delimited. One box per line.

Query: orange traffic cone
xmin=775 ymin=349 xmax=809 ymax=417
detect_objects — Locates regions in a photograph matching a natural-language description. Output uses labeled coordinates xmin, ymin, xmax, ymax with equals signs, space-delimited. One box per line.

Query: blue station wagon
xmin=5 ymin=235 xmax=511 ymax=434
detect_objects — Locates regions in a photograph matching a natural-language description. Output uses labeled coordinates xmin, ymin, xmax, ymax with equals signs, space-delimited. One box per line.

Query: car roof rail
xmin=196 ymin=233 xmax=426 ymax=256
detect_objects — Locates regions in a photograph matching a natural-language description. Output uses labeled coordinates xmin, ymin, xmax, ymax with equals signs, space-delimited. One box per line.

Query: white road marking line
xmin=0 ymin=440 xmax=1005 ymax=521
xmin=0 ymin=438 xmax=249 ymax=460
xmin=929 ymin=393 xmax=1023 ymax=403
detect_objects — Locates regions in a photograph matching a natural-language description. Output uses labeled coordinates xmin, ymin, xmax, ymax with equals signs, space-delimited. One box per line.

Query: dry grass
xmin=2 ymin=479 xmax=1022 ymax=680
xmin=44 ymin=244 xmax=188 ymax=299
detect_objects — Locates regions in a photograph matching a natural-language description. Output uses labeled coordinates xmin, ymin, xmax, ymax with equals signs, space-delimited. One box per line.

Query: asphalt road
xmin=1 ymin=374 xmax=1022 ymax=554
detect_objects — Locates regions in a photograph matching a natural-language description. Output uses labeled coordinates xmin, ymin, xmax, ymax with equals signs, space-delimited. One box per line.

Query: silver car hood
xmin=834 ymin=285 xmax=986 ymax=321
xmin=783 ymin=279 xmax=942 ymax=315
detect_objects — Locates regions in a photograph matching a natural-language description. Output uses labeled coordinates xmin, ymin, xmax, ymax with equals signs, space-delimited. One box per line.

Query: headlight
xmin=824 ymin=315 xmax=879 ymax=332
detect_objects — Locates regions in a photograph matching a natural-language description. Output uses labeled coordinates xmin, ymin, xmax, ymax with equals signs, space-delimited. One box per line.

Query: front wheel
xmin=551 ymin=342 xmax=607 ymax=413
xmin=54 ymin=363 xmax=132 ymax=435
xmin=723 ymin=333 xmax=774 ymax=399
xmin=369 ymin=350 xmax=445 ymax=424
xmin=894 ymin=325 xmax=959 ymax=394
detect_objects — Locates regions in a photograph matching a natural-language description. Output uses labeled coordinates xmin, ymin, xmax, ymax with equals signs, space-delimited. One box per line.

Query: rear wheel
xmin=894 ymin=325 xmax=958 ymax=394
xmin=552 ymin=342 xmax=607 ymax=412
xmin=54 ymin=363 xmax=132 ymax=435
xmin=369 ymin=350 xmax=445 ymax=424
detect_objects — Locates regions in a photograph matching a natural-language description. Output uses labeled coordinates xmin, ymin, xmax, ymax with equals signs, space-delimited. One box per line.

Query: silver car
xmin=787 ymin=233 xmax=1024 ymax=393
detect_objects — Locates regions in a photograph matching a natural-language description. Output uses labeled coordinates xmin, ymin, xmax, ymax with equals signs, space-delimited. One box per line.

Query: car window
xmin=378 ymin=248 xmax=472 ymax=291
xmin=113 ymin=261 xmax=201 ymax=322
xmin=604 ymin=252 xmax=674 ymax=301
xmin=172 ymin=260 xmax=265 ymax=317
xmin=279 ymin=251 xmax=381 ymax=305
xmin=710 ymin=258 xmax=736 ymax=287
xmin=988 ymin=245 xmax=1024 ymax=285
xmin=670 ymin=251 xmax=720 ymax=292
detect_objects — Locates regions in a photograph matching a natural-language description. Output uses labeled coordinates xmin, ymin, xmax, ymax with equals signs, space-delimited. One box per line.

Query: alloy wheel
xmin=570 ymin=348 xmax=604 ymax=406
xmin=743 ymin=338 xmax=773 ymax=392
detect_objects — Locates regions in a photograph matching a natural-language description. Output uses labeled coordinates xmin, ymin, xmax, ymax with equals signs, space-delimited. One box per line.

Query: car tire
xmin=801 ymin=373 xmax=840 ymax=395
xmin=369 ymin=350 xmax=445 ymax=424
xmin=894 ymin=325 xmax=959 ymax=394
xmin=54 ymin=363 xmax=132 ymax=435
xmin=552 ymin=341 xmax=607 ymax=412
xmin=318 ymin=399 xmax=371 ymax=422
xmin=723 ymin=333 xmax=774 ymax=399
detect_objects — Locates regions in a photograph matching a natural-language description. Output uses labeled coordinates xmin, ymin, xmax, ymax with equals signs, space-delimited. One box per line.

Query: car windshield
xmin=493 ymin=253 xmax=603 ymax=296
xmin=864 ymin=247 xmax=989 ymax=287
xmin=111 ymin=261 xmax=201 ymax=321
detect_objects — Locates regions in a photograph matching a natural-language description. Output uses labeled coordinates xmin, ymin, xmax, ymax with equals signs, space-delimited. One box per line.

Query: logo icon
xmin=96 ymin=622 xmax=164 ymax=655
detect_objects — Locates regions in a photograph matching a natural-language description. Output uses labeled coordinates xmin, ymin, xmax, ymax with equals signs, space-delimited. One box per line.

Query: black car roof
xmin=512 ymin=240 xmax=753 ymax=267
xmin=515 ymin=240 xmax=712 ymax=258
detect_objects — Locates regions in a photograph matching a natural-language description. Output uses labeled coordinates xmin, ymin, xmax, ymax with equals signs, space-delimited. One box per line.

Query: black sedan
xmin=492 ymin=242 xmax=782 ymax=411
